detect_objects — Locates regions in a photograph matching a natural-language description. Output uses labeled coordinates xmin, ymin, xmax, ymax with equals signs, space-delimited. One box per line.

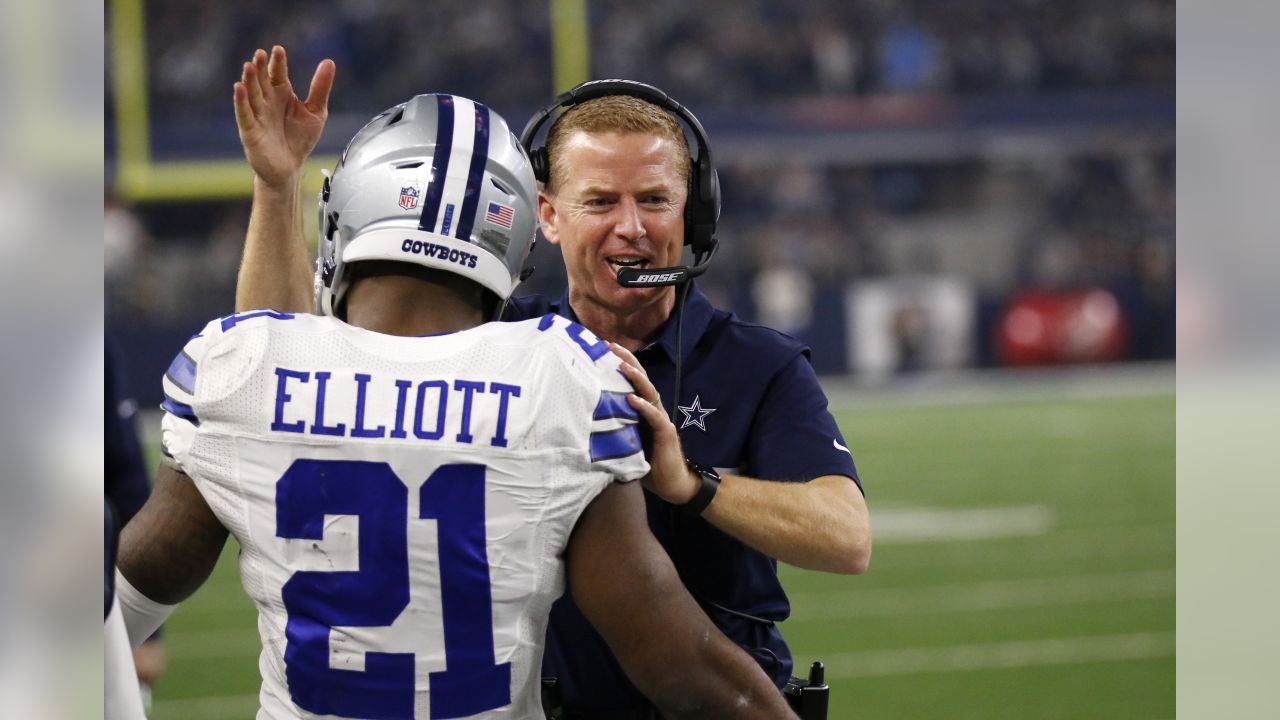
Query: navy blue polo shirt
xmin=505 ymin=284 xmax=860 ymax=712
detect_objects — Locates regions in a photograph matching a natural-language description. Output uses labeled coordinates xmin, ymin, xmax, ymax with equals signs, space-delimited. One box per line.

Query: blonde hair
xmin=543 ymin=95 xmax=692 ymax=194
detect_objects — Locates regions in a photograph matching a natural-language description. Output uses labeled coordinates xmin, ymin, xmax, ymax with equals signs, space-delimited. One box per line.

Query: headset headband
xmin=520 ymin=80 xmax=711 ymax=165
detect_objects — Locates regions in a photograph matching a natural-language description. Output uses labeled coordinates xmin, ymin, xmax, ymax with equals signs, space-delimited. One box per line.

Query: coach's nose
xmin=612 ymin=196 xmax=646 ymax=243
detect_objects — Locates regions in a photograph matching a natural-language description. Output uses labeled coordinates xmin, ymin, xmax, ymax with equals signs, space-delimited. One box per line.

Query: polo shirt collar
xmin=556 ymin=282 xmax=715 ymax=363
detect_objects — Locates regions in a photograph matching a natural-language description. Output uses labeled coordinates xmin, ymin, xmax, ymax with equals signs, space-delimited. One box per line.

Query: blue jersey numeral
xmin=276 ymin=460 xmax=509 ymax=719
xmin=422 ymin=464 xmax=512 ymax=717
xmin=277 ymin=460 xmax=413 ymax=718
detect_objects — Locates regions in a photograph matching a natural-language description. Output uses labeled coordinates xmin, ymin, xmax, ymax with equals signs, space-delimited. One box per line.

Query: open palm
xmin=233 ymin=46 xmax=335 ymax=188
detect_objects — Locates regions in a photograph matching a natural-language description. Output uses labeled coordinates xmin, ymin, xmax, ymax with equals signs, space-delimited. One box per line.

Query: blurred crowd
xmin=132 ymin=0 xmax=552 ymax=128
xmin=125 ymin=0 xmax=1173 ymax=132
xmin=594 ymin=0 xmax=1173 ymax=101
xmin=710 ymin=149 xmax=1175 ymax=361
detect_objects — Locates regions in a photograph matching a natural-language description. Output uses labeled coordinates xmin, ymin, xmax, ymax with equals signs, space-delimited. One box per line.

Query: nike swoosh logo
xmin=833 ymin=439 xmax=852 ymax=456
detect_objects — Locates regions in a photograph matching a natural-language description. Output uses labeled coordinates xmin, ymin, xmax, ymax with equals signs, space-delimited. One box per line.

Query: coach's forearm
xmin=236 ymin=175 xmax=315 ymax=313
xmin=702 ymin=473 xmax=871 ymax=574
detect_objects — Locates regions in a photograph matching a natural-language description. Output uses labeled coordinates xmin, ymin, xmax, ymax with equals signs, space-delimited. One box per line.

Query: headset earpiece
xmin=682 ymin=147 xmax=720 ymax=256
xmin=529 ymin=147 xmax=551 ymax=185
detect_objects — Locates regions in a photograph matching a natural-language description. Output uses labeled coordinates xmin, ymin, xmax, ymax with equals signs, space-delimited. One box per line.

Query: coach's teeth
xmin=608 ymin=257 xmax=647 ymax=271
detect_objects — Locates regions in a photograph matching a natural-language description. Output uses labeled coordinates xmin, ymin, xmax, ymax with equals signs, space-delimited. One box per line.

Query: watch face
xmin=687 ymin=459 xmax=718 ymax=480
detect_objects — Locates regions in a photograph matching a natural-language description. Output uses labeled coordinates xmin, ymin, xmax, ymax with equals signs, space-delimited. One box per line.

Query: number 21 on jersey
xmin=277 ymin=459 xmax=509 ymax=720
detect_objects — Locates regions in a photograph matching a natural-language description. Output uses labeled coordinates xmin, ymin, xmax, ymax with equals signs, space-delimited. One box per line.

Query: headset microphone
xmin=615 ymin=240 xmax=719 ymax=287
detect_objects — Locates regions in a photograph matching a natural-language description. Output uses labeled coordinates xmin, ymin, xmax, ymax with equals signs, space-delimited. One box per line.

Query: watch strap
xmin=679 ymin=459 xmax=721 ymax=516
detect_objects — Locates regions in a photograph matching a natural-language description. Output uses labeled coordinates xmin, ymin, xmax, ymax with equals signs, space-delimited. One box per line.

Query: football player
xmin=114 ymin=94 xmax=795 ymax=719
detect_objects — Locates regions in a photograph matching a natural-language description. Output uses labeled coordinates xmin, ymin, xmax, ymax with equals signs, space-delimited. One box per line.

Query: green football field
xmin=145 ymin=382 xmax=1174 ymax=719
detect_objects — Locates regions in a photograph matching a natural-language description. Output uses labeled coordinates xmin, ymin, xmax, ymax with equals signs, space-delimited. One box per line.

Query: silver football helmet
xmin=315 ymin=94 xmax=537 ymax=317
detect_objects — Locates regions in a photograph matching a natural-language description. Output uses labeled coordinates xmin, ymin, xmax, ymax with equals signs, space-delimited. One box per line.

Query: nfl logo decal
xmin=485 ymin=201 xmax=515 ymax=229
xmin=399 ymin=184 xmax=420 ymax=211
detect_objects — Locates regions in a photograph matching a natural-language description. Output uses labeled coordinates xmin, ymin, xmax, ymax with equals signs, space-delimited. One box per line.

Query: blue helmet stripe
xmin=419 ymin=95 xmax=455 ymax=232
xmin=454 ymin=102 xmax=491 ymax=242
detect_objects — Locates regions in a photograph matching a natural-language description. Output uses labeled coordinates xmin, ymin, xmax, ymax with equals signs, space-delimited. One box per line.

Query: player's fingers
xmin=304 ymin=59 xmax=336 ymax=116
xmin=232 ymin=83 xmax=256 ymax=132
xmin=242 ymin=62 xmax=264 ymax=115
xmin=253 ymin=48 xmax=271 ymax=96
xmin=267 ymin=45 xmax=289 ymax=87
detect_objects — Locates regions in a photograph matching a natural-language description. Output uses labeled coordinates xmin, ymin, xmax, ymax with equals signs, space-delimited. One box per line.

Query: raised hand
xmin=232 ymin=46 xmax=335 ymax=189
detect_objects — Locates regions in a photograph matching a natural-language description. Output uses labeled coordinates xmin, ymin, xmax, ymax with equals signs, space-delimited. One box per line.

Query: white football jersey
xmin=160 ymin=310 xmax=648 ymax=720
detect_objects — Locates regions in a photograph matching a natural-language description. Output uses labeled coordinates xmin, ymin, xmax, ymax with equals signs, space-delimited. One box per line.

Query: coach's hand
xmin=611 ymin=343 xmax=700 ymax=506
xmin=233 ymin=45 xmax=334 ymax=189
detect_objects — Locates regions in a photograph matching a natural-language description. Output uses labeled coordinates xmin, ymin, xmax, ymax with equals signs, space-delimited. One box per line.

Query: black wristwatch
xmin=678 ymin=458 xmax=721 ymax=516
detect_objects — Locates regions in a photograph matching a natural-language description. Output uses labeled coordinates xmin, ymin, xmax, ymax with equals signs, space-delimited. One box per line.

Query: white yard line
xmin=872 ymin=522 xmax=1174 ymax=569
xmin=789 ymin=568 xmax=1174 ymax=619
xmin=813 ymin=631 xmax=1175 ymax=678
xmin=871 ymin=505 xmax=1055 ymax=543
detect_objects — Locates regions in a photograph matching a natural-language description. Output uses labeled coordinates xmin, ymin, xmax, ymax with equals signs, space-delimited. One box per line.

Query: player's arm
xmin=614 ymin=344 xmax=871 ymax=575
xmin=115 ymin=461 xmax=229 ymax=646
xmin=567 ymin=481 xmax=798 ymax=719
xmin=232 ymin=45 xmax=334 ymax=313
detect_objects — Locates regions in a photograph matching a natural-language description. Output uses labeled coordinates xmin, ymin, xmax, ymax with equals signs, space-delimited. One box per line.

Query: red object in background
xmin=996 ymin=289 xmax=1130 ymax=366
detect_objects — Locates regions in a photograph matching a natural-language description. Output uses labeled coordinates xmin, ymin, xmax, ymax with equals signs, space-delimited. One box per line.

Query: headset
xmin=519 ymin=79 xmax=721 ymax=287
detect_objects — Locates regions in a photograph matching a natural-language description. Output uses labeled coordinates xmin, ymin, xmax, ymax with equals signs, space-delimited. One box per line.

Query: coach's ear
xmin=538 ymin=192 xmax=560 ymax=246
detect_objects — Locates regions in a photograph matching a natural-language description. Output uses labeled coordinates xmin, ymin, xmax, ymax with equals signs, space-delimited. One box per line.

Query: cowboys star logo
xmin=677 ymin=395 xmax=717 ymax=431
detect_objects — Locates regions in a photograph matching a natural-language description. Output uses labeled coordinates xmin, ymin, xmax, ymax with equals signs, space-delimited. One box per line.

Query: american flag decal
xmin=485 ymin=201 xmax=515 ymax=229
